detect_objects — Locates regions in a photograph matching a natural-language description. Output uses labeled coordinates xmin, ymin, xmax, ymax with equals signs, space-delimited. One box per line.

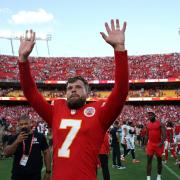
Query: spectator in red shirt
xmin=99 ymin=132 xmax=110 ymax=180
xmin=164 ymin=121 xmax=179 ymax=164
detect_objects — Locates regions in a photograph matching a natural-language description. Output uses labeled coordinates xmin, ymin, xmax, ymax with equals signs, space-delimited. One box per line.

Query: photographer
xmin=4 ymin=115 xmax=51 ymax=180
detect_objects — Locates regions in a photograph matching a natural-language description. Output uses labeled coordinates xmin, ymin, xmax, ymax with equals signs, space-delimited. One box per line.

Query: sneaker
xmin=175 ymin=161 xmax=180 ymax=165
xmin=132 ymin=159 xmax=140 ymax=163
xmin=121 ymin=157 xmax=126 ymax=161
xmin=117 ymin=166 xmax=126 ymax=169
xmin=163 ymin=160 xmax=167 ymax=164
xmin=112 ymin=164 xmax=117 ymax=168
xmin=157 ymin=175 xmax=161 ymax=180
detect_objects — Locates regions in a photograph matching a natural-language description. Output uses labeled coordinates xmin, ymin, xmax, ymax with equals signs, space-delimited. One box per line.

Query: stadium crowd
xmin=0 ymin=88 xmax=179 ymax=98
xmin=0 ymin=104 xmax=179 ymax=129
xmin=0 ymin=53 xmax=179 ymax=81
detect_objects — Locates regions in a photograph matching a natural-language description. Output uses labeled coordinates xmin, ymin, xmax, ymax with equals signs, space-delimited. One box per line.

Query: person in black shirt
xmin=110 ymin=121 xmax=125 ymax=169
xmin=4 ymin=115 xmax=51 ymax=180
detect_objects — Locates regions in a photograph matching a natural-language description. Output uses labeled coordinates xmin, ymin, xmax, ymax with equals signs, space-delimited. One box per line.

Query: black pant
xmin=124 ymin=149 xmax=135 ymax=159
xmin=12 ymin=173 xmax=41 ymax=180
xmin=112 ymin=143 xmax=122 ymax=166
xmin=121 ymin=143 xmax=127 ymax=156
xmin=99 ymin=154 xmax=110 ymax=180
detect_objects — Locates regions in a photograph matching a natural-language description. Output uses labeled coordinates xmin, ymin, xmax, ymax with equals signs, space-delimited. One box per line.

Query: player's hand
xmin=18 ymin=30 xmax=36 ymax=62
xmin=15 ymin=132 xmax=28 ymax=144
xmin=43 ymin=173 xmax=51 ymax=180
xmin=100 ymin=19 xmax=126 ymax=51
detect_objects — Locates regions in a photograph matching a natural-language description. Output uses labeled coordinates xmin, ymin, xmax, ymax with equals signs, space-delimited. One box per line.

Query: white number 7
xmin=58 ymin=119 xmax=82 ymax=158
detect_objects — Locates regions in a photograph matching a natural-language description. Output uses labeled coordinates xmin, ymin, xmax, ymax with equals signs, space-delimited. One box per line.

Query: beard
xmin=67 ymin=96 xmax=86 ymax=109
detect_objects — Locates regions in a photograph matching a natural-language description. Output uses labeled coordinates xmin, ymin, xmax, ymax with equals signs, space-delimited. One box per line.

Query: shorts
xmin=146 ymin=142 xmax=164 ymax=157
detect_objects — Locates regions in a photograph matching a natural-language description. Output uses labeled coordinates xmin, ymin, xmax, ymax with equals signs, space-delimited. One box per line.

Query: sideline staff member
xmin=4 ymin=115 xmax=51 ymax=180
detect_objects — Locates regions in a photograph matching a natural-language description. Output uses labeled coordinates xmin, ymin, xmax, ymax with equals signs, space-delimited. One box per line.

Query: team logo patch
xmin=84 ymin=107 xmax=96 ymax=117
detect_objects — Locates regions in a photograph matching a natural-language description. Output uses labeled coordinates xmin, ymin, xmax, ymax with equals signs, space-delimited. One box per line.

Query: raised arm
xmin=18 ymin=30 xmax=53 ymax=126
xmin=99 ymin=19 xmax=129 ymax=130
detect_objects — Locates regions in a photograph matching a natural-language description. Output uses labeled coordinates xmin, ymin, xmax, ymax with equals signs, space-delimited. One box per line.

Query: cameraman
xmin=4 ymin=115 xmax=51 ymax=180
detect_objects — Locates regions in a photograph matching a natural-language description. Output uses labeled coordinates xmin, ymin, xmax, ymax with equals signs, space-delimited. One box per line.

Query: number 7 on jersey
xmin=58 ymin=119 xmax=82 ymax=158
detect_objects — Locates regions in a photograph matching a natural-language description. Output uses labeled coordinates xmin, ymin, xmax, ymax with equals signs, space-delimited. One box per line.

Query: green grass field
xmin=1 ymin=147 xmax=180 ymax=180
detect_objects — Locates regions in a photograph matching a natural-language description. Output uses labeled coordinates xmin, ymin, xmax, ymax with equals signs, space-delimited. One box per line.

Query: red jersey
xmin=175 ymin=125 xmax=180 ymax=135
xmin=99 ymin=132 xmax=110 ymax=154
xmin=166 ymin=127 xmax=174 ymax=142
xmin=140 ymin=128 xmax=146 ymax=137
xmin=19 ymin=51 xmax=129 ymax=180
xmin=147 ymin=120 xmax=162 ymax=144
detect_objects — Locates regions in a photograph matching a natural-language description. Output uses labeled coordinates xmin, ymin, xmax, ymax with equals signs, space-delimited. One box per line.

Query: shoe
xmin=112 ymin=164 xmax=117 ymax=168
xmin=132 ymin=159 xmax=140 ymax=163
xmin=163 ymin=160 xmax=167 ymax=164
xmin=175 ymin=161 xmax=180 ymax=165
xmin=117 ymin=166 xmax=126 ymax=169
xmin=157 ymin=176 xmax=161 ymax=180
xmin=121 ymin=157 xmax=126 ymax=161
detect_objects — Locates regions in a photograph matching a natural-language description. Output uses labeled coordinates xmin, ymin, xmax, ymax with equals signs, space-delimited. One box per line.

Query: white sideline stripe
xmin=163 ymin=163 xmax=180 ymax=180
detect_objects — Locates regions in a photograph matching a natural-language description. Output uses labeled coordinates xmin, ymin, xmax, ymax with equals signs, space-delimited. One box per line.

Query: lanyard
xmin=22 ymin=134 xmax=34 ymax=156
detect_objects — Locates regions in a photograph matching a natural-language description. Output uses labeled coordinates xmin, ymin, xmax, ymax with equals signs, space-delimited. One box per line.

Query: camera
xmin=21 ymin=127 xmax=29 ymax=133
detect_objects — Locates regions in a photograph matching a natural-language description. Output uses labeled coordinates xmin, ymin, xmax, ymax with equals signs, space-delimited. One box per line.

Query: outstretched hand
xmin=100 ymin=19 xmax=126 ymax=51
xmin=18 ymin=30 xmax=36 ymax=62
